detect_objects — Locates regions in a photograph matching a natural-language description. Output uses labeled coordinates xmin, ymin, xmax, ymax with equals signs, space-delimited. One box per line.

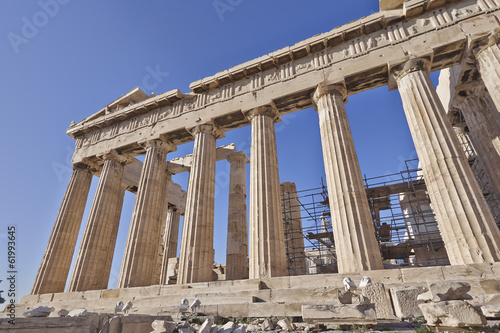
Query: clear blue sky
xmin=0 ymin=0 xmax=440 ymax=305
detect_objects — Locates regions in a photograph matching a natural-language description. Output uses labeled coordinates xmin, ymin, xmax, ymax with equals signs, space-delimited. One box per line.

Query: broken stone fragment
xmin=337 ymin=290 xmax=353 ymax=304
xmin=199 ymin=317 xmax=214 ymax=333
xmin=245 ymin=324 xmax=259 ymax=332
xmin=481 ymin=305 xmax=500 ymax=318
xmin=419 ymin=300 xmax=487 ymax=328
xmin=417 ymin=290 xmax=433 ymax=302
xmin=22 ymin=306 xmax=54 ymax=317
xmin=426 ymin=281 xmax=471 ymax=301
xmin=218 ymin=321 xmax=234 ymax=333
xmin=67 ymin=308 xmax=88 ymax=317
xmin=233 ymin=324 xmax=246 ymax=333
xmin=57 ymin=308 xmax=69 ymax=317
xmin=151 ymin=319 xmax=177 ymax=333
xmin=277 ymin=318 xmax=295 ymax=331
xmin=302 ymin=323 xmax=316 ymax=332
xmin=261 ymin=318 xmax=274 ymax=331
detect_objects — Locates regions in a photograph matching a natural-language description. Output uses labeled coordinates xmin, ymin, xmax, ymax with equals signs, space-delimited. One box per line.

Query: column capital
xmin=73 ymin=162 xmax=92 ymax=172
xmin=98 ymin=150 xmax=131 ymax=165
xmin=139 ymin=139 xmax=177 ymax=154
xmin=312 ymin=82 xmax=347 ymax=105
xmin=77 ymin=158 xmax=103 ymax=173
xmin=453 ymin=86 xmax=489 ymax=109
xmin=227 ymin=151 xmax=250 ymax=165
xmin=471 ymin=28 xmax=500 ymax=57
xmin=390 ymin=57 xmax=431 ymax=83
xmin=244 ymin=105 xmax=281 ymax=123
xmin=188 ymin=122 xmax=225 ymax=139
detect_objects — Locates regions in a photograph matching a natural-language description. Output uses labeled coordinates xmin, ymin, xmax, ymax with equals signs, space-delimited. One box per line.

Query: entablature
xmin=68 ymin=0 xmax=500 ymax=164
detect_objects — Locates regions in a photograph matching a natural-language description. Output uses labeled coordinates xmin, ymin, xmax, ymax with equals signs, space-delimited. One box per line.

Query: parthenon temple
xmin=12 ymin=0 xmax=500 ymax=329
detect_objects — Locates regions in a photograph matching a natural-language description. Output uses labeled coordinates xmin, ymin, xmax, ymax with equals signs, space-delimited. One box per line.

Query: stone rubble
xmin=151 ymin=319 xmax=177 ymax=333
xmin=173 ymin=317 xmax=368 ymax=333
xmin=57 ymin=308 xmax=69 ymax=317
xmin=218 ymin=321 xmax=234 ymax=333
xmin=419 ymin=300 xmax=487 ymax=328
xmin=277 ymin=318 xmax=295 ymax=331
xmin=233 ymin=323 xmax=246 ymax=333
xmin=22 ymin=306 xmax=55 ymax=317
xmin=481 ymin=305 xmax=500 ymax=318
xmin=418 ymin=281 xmax=487 ymax=329
xmin=200 ymin=317 xmax=214 ymax=333
xmin=67 ymin=308 xmax=88 ymax=317
xmin=261 ymin=318 xmax=274 ymax=331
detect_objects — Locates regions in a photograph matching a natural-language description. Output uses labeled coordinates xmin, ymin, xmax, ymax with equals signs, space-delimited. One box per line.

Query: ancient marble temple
xmin=32 ymin=0 xmax=500 ymax=297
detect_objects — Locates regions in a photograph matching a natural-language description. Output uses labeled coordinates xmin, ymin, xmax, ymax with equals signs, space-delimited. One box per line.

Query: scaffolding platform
xmin=281 ymin=157 xmax=500 ymax=275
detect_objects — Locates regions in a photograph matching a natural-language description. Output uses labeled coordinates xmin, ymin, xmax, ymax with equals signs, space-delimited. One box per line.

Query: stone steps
xmin=10 ymin=263 xmax=500 ymax=320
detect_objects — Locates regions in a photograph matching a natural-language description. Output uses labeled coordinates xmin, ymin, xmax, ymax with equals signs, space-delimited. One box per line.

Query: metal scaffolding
xmin=281 ymin=156 xmax=500 ymax=275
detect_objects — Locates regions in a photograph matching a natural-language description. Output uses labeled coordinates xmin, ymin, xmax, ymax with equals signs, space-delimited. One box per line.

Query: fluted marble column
xmin=68 ymin=151 xmax=127 ymax=291
xmin=153 ymin=173 xmax=172 ymax=285
xmin=32 ymin=163 xmax=93 ymax=294
xmin=247 ymin=106 xmax=287 ymax=279
xmin=226 ymin=151 xmax=250 ymax=280
xmin=160 ymin=207 xmax=181 ymax=284
xmin=312 ymin=84 xmax=384 ymax=274
xmin=456 ymin=88 xmax=500 ymax=201
xmin=177 ymin=123 xmax=223 ymax=284
xmin=281 ymin=182 xmax=307 ymax=276
xmin=392 ymin=58 xmax=500 ymax=265
xmin=118 ymin=140 xmax=176 ymax=288
xmin=473 ymin=31 xmax=500 ymax=111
